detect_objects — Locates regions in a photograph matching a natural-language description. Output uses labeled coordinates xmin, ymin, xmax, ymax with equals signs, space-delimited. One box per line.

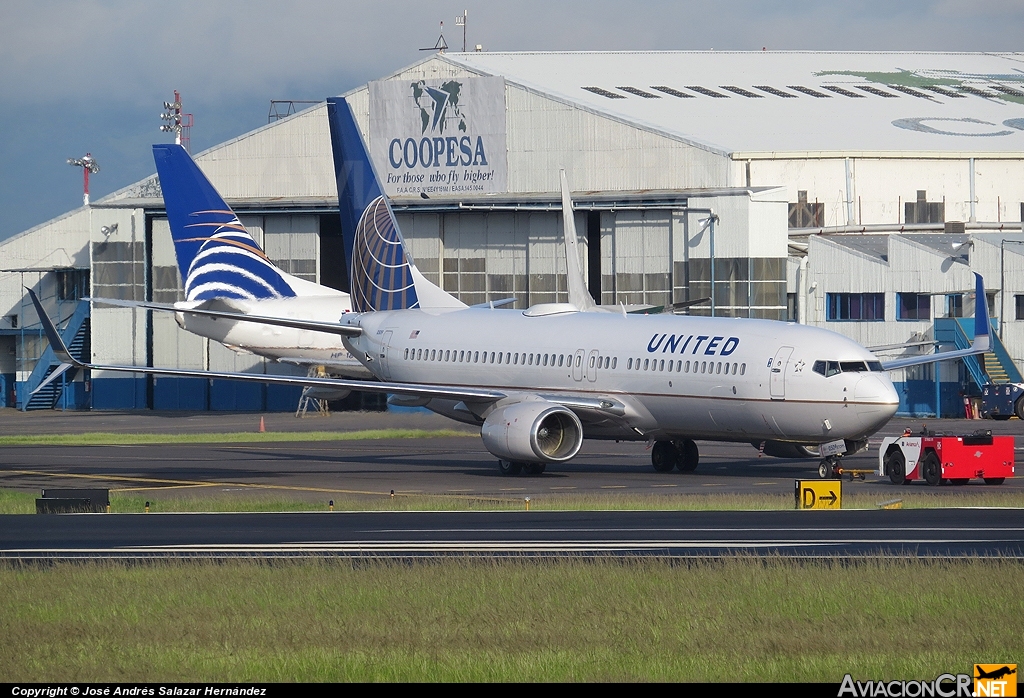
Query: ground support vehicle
xmin=878 ymin=429 xmax=1014 ymax=486
xmin=981 ymin=383 xmax=1024 ymax=420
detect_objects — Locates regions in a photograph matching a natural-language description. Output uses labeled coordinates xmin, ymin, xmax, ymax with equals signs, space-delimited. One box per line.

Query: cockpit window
xmin=867 ymin=361 xmax=884 ymax=372
xmin=840 ymin=361 xmax=868 ymax=373
xmin=812 ymin=360 xmax=844 ymax=377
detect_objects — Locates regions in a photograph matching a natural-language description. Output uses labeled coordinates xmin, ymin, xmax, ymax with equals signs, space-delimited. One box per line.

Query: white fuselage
xmin=176 ymin=295 xmax=370 ymax=376
xmin=343 ymin=305 xmax=900 ymax=444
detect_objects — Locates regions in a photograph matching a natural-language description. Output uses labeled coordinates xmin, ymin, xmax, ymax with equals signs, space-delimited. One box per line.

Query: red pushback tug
xmin=878 ymin=427 xmax=1014 ymax=486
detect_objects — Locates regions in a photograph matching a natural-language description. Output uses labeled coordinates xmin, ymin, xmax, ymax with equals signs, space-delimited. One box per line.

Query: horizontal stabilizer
xmin=87 ymin=297 xmax=362 ymax=337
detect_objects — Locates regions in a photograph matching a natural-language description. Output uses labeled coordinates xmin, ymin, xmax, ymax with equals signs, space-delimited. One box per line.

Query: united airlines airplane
xmin=30 ymin=96 xmax=992 ymax=476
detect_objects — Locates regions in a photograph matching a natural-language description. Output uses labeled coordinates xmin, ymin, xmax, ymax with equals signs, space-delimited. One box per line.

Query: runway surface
xmin=1 ymin=410 xmax=1022 ymax=559
xmin=1 ymin=411 xmax=1022 ymax=500
xmin=1 ymin=508 xmax=1021 ymax=559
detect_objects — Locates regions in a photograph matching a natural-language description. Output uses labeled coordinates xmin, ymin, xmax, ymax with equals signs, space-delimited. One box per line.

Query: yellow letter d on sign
xmin=794 ymin=480 xmax=842 ymax=510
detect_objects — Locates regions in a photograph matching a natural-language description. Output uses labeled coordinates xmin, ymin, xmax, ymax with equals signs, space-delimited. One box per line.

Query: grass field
xmin=2 ymin=487 xmax=1023 ymax=514
xmin=0 ymin=557 xmax=1020 ymax=682
xmin=0 ymin=428 xmax=473 ymax=447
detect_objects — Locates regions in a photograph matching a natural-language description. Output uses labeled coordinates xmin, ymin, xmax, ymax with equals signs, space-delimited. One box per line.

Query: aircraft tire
xmin=498 ymin=459 xmax=523 ymax=476
xmin=522 ymin=462 xmax=546 ymax=476
xmin=922 ymin=452 xmax=942 ymax=486
xmin=676 ymin=439 xmax=699 ymax=472
xmin=884 ymin=449 xmax=906 ymax=486
xmin=651 ymin=441 xmax=679 ymax=472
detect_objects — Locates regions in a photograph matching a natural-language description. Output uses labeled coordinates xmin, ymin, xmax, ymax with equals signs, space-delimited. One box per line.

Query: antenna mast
xmin=455 ymin=10 xmax=467 ymax=52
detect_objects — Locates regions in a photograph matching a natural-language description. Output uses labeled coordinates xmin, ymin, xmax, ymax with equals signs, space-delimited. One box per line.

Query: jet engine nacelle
xmin=480 ymin=401 xmax=584 ymax=463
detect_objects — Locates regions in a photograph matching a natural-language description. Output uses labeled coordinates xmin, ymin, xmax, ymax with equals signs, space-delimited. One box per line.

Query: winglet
xmin=26 ymin=288 xmax=82 ymax=367
xmin=560 ymin=170 xmax=596 ymax=311
xmin=973 ymin=272 xmax=991 ymax=352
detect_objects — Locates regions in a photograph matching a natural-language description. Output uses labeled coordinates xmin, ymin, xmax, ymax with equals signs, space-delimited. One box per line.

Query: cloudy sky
xmin=1 ymin=0 xmax=1021 ymax=241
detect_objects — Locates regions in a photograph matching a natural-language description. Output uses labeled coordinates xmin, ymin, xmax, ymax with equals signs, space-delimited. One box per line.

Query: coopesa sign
xmin=369 ymin=76 xmax=508 ymax=196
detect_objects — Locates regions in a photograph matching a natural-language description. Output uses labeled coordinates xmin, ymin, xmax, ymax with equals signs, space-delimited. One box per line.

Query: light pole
xmin=1000 ymin=239 xmax=1024 ymax=341
xmin=67 ymin=153 xmax=99 ymax=206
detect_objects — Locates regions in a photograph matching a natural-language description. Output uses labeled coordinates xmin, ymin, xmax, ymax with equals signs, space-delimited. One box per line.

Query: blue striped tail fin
xmin=153 ymin=144 xmax=297 ymax=302
xmin=326 ymin=97 xmax=462 ymax=312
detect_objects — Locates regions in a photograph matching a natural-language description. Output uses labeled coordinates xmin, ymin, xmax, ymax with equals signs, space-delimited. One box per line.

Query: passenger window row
xmin=402 ymin=348 xmax=618 ymax=370
xmin=626 ymin=357 xmax=746 ymax=376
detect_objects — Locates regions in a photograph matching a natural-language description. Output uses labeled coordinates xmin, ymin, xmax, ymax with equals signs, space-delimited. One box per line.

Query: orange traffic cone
xmin=258 ymin=416 xmax=266 ymax=433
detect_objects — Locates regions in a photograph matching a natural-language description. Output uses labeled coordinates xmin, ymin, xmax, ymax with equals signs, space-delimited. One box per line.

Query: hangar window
xmin=650 ymin=85 xmax=694 ymax=98
xmin=921 ymin=85 xmax=965 ymax=98
xmin=821 ymin=85 xmax=865 ymax=98
xmin=905 ymin=190 xmax=944 ymax=224
xmin=855 ymin=85 xmax=899 ymax=98
xmin=888 ymin=85 xmax=930 ymax=98
xmin=826 ymin=293 xmax=885 ymax=321
xmin=945 ymin=294 xmax=964 ymax=318
xmin=958 ymin=85 xmax=999 ymax=98
xmin=787 ymin=85 xmax=831 ymax=98
xmin=897 ymin=293 xmax=931 ymax=321
xmin=581 ymin=86 xmax=625 ymax=99
xmin=721 ymin=86 xmax=763 ymax=98
xmin=753 ymin=85 xmax=797 ymax=98
xmin=617 ymin=86 xmax=659 ymax=98
xmin=789 ymin=191 xmax=824 ymax=229
xmin=56 ymin=269 xmax=90 ymax=301
xmin=993 ymin=84 xmax=1024 ymax=98
xmin=1015 ymin=295 xmax=1024 ymax=320
xmin=685 ymin=85 xmax=728 ymax=98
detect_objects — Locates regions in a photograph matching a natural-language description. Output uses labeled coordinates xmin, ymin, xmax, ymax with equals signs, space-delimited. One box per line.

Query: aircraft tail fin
xmin=326 ymin=97 xmax=464 ymax=312
xmin=560 ymin=171 xmax=597 ymax=311
xmin=152 ymin=144 xmax=305 ymax=302
xmin=971 ymin=271 xmax=991 ymax=353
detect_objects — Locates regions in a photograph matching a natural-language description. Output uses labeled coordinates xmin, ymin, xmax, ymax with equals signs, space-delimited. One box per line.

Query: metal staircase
xmin=935 ymin=317 xmax=1022 ymax=388
xmin=21 ymin=302 xmax=91 ymax=410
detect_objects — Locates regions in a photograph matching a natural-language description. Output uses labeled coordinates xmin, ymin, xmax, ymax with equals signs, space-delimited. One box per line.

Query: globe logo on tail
xmin=350 ymin=197 xmax=418 ymax=311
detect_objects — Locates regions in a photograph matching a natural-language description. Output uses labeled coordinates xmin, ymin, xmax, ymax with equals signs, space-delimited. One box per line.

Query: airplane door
xmin=572 ymin=349 xmax=585 ymax=382
xmin=379 ymin=330 xmax=394 ymax=380
xmin=586 ymin=349 xmax=600 ymax=382
xmin=770 ymin=346 xmax=794 ymax=400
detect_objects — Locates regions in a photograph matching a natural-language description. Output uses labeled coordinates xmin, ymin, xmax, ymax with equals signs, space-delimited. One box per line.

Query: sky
xmin=1 ymin=0 xmax=1022 ymax=242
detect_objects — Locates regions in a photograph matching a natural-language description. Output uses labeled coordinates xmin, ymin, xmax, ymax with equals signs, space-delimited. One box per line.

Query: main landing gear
xmin=498 ymin=460 xmax=546 ymax=476
xmin=651 ymin=439 xmax=699 ymax=473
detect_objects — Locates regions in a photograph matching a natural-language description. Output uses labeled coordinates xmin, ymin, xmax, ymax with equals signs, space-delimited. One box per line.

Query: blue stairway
xmin=21 ymin=301 xmax=91 ymax=410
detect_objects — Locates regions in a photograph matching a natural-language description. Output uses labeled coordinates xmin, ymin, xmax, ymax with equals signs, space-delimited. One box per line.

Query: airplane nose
xmin=855 ymin=374 xmax=899 ymax=431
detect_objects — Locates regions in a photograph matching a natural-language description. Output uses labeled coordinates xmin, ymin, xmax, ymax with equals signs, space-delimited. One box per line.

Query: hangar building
xmin=2 ymin=51 xmax=1023 ymax=416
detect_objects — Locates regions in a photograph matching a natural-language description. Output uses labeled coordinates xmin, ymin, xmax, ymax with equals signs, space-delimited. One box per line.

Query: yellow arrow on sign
xmin=794 ymin=479 xmax=843 ymax=510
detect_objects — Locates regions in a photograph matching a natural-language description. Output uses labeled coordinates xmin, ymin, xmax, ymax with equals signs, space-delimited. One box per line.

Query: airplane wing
xmin=86 ymin=297 xmax=363 ymax=337
xmin=29 ymin=289 xmax=502 ymax=404
xmin=879 ymin=272 xmax=991 ymax=371
xmin=32 ymin=289 xmax=635 ymax=423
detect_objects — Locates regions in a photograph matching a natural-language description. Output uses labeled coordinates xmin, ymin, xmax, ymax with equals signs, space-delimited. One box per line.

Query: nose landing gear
xmin=818 ymin=455 xmax=842 ymax=479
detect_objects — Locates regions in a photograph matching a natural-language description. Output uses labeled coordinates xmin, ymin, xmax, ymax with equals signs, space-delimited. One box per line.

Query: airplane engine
xmin=480 ymin=401 xmax=583 ymax=463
